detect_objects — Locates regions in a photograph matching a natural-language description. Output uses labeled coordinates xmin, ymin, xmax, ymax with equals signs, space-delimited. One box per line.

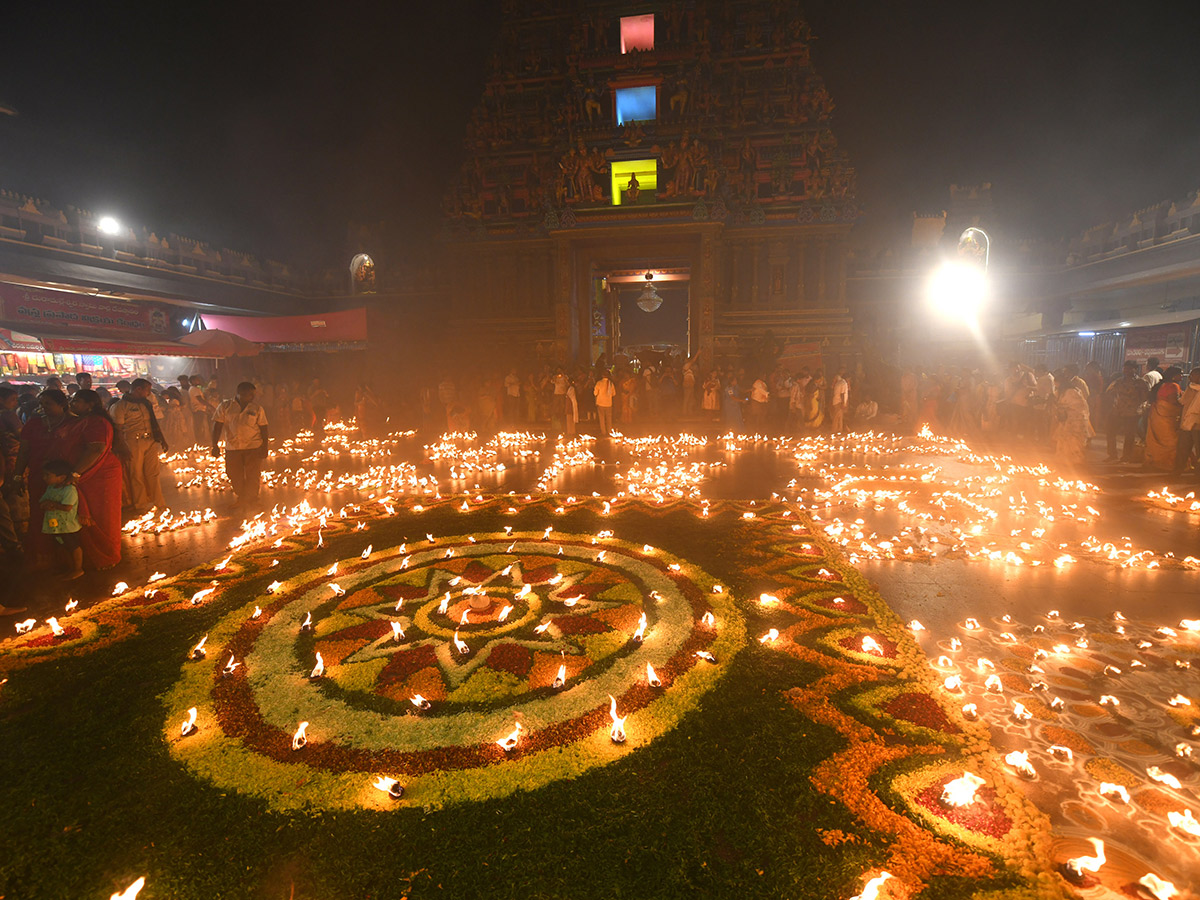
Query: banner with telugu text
xmin=0 ymin=283 xmax=168 ymax=335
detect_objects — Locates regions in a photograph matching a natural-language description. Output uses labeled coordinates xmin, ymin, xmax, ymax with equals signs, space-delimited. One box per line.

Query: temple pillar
xmin=554 ymin=238 xmax=571 ymax=364
xmin=750 ymin=243 xmax=760 ymax=307
xmin=816 ymin=241 xmax=828 ymax=304
xmin=794 ymin=240 xmax=806 ymax=307
xmin=698 ymin=231 xmax=716 ymax=367
xmin=730 ymin=245 xmax=740 ymax=307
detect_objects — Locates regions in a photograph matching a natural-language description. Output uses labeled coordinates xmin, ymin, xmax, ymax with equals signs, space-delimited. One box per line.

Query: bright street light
xmin=926 ymin=260 xmax=988 ymax=325
xmin=97 ymin=216 xmax=122 ymax=236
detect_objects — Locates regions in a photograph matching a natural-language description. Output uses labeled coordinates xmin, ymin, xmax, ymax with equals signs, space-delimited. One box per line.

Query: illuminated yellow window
xmin=610 ymin=159 xmax=657 ymax=206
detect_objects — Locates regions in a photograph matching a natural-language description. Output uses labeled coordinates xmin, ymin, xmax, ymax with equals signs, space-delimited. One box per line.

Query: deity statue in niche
xmin=624 ymin=172 xmax=641 ymax=204
xmin=577 ymin=147 xmax=607 ymax=202
xmin=669 ymin=75 xmax=691 ymax=119
xmin=620 ymin=120 xmax=646 ymax=148
xmin=583 ymin=81 xmax=602 ymax=123
xmin=703 ymin=164 xmax=721 ymax=198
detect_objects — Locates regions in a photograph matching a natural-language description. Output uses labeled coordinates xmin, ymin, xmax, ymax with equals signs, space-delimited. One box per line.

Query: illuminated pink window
xmin=620 ymin=14 xmax=654 ymax=53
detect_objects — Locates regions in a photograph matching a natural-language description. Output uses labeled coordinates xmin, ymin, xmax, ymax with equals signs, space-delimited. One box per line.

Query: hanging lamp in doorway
xmin=635 ymin=271 xmax=663 ymax=312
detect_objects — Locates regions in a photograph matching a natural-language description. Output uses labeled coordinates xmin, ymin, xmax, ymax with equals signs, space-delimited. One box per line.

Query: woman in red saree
xmin=14 ymin=390 xmax=83 ymax=567
xmin=1145 ymin=367 xmax=1183 ymax=471
xmin=68 ymin=390 xmax=127 ymax=569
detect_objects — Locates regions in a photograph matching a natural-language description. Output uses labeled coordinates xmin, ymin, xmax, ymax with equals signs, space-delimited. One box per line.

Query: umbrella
xmin=177 ymin=329 xmax=260 ymax=357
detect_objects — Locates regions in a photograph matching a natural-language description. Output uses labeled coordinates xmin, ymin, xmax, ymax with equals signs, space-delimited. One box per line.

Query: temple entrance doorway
xmin=590 ymin=263 xmax=690 ymax=370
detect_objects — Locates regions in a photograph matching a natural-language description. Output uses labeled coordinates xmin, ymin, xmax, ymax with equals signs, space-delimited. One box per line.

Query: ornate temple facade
xmin=437 ymin=0 xmax=859 ymax=368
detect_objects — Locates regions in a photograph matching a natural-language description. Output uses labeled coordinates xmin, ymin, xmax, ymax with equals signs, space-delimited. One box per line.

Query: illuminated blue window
xmin=615 ymin=86 xmax=657 ymax=125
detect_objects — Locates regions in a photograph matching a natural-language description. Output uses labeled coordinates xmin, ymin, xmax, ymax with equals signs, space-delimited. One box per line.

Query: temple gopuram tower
xmin=441 ymin=0 xmax=858 ymax=368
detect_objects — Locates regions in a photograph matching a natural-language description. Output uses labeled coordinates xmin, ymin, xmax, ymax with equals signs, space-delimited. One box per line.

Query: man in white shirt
xmin=111 ymin=379 xmax=168 ymax=512
xmin=593 ymin=371 xmax=616 ymax=436
xmin=830 ymin=371 xmax=849 ymax=433
xmin=1143 ymin=356 xmax=1163 ymax=393
xmin=189 ymin=375 xmax=211 ymax=444
xmin=748 ymin=377 xmax=769 ymax=431
xmin=212 ymin=381 xmax=270 ymax=507
xmin=503 ymin=368 xmax=521 ymax=424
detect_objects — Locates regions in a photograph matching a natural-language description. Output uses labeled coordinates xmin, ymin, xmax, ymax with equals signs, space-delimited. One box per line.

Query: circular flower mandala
xmin=165 ymin=532 xmax=745 ymax=810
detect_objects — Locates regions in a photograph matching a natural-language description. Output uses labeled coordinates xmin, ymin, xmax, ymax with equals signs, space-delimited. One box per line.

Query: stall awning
xmin=199 ymin=308 xmax=367 ymax=350
xmin=38 ymin=336 xmax=222 ymax=358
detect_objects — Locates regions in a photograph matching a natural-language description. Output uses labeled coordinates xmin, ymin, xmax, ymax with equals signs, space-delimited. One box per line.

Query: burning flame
xmin=1005 ymin=750 xmax=1036 ymax=778
xmin=760 ymin=628 xmax=780 ymax=644
xmin=180 ymin=707 xmax=197 ymax=737
xmin=410 ymin=694 xmax=431 ymax=710
xmin=608 ymin=694 xmax=627 ymax=743
xmin=223 ymin=653 xmax=240 ymax=675
xmin=1138 ymin=874 xmax=1177 ymax=899
xmin=372 ymin=775 xmax=403 ymax=799
xmin=300 ymin=611 xmax=313 ymax=631
xmin=984 ymin=674 xmax=1003 ymax=693
xmin=1168 ymin=808 xmax=1200 ymax=836
xmin=112 ymin=582 xmax=129 ymax=596
xmin=326 ymin=562 xmax=338 ymax=576
xmin=907 ymin=619 xmax=925 ymax=632
xmin=1099 ymin=782 xmax=1129 ymax=803
xmin=453 ymin=629 xmax=469 ymax=655
xmin=849 ymin=871 xmax=893 ymax=900
xmin=292 ymin=721 xmax=309 ymax=750
xmin=1065 ymin=838 xmax=1105 ymax=877
xmin=64 ymin=599 xmax=78 ymax=614
xmin=701 ymin=611 xmax=715 ymax=627
xmin=15 ymin=618 xmax=35 ymax=634
xmin=498 ymin=604 xmax=513 ymax=622
xmin=646 ymin=662 xmax=662 ymax=687
xmin=941 ymin=772 xmax=985 ymax=806
xmin=496 ymin=721 xmax=522 ymax=751
xmin=553 ymin=663 xmax=566 ymax=689
xmin=191 ymin=635 xmax=207 ymax=659
xmin=310 ymin=652 xmax=325 ymax=679
xmin=860 ymin=636 xmax=884 ymax=655
xmin=391 ymin=621 xmax=405 ymax=642
xmin=1147 ymin=766 xmax=1182 ymax=789
xmin=633 ymin=612 xmax=647 ymax=642
xmin=110 ymin=876 xmax=146 ymax=900
xmin=190 ymin=586 xmax=216 ymax=605
xmin=267 ymin=580 xmax=282 ymax=593
xmin=46 ymin=617 xmax=64 ymax=637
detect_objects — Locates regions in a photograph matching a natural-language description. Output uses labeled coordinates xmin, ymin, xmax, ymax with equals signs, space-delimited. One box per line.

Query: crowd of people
xmin=422 ymin=358 xmax=865 ymax=437
xmin=891 ymin=357 xmax=1200 ymax=473
xmin=2 ymin=351 xmax=1197 ymax=592
xmin=0 ymin=371 xmax=363 ymax=584
xmin=420 ymin=354 xmax=1200 ymax=476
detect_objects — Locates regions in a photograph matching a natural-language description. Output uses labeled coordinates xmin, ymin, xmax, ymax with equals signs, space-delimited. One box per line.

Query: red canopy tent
xmin=199 ymin=308 xmax=367 ymax=351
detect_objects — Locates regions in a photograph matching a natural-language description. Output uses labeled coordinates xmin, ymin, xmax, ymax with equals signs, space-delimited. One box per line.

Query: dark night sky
xmin=2 ymin=1 xmax=1198 ymax=268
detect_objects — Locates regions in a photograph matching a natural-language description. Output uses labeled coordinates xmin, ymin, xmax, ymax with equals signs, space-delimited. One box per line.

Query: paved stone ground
xmin=4 ymin=427 xmax=1198 ymax=893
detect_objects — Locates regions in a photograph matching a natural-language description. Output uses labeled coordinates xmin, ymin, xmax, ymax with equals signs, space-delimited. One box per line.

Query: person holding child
xmin=39 ymin=459 xmax=83 ymax=579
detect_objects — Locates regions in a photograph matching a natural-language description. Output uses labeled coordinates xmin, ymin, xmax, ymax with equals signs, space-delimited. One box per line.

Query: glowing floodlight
xmin=97 ymin=215 xmax=122 ymax=236
xmin=927 ymin=261 xmax=987 ymax=324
